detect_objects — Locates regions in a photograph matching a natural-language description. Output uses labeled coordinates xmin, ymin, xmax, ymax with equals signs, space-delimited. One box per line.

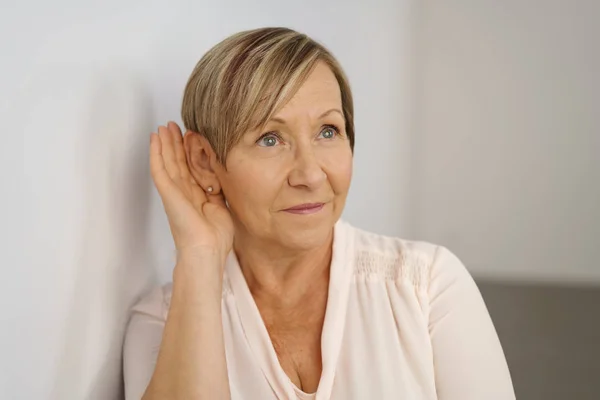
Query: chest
xmin=259 ymin=295 xmax=327 ymax=393
xmin=222 ymin=277 xmax=438 ymax=399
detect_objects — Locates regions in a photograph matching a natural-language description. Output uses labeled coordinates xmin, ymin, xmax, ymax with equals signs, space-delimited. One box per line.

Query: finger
xmin=149 ymin=132 xmax=172 ymax=193
xmin=167 ymin=121 xmax=191 ymax=180
xmin=202 ymin=192 xmax=230 ymax=224
xmin=151 ymin=133 xmax=206 ymax=223
xmin=189 ymin=182 xmax=209 ymax=214
xmin=158 ymin=124 xmax=181 ymax=182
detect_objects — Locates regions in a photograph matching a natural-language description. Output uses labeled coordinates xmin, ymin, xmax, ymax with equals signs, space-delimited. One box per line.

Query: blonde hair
xmin=181 ymin=27 xmax=355 ymax=164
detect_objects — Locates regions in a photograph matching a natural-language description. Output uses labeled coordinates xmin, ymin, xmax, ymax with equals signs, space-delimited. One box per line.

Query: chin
xmin=275 ymin=211 xmax=337 ymax=250
xmin=280 ymin=226 xmax=333 ymax=251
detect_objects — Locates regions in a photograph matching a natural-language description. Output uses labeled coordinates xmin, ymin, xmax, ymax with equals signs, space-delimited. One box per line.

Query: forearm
xmin=143 ymin=257 xmax=230 ymax=400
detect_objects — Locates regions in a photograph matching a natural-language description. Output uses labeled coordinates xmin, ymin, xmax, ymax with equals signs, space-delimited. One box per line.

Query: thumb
xmin=206 ymin=191 xmax=228 ymax=209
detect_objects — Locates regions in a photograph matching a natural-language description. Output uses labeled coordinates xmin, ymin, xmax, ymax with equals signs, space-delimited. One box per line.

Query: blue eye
xmin=318 ymin=125 xmax=339 ymax=139
xmin=257 ymin=134 xmax=280 ymax=147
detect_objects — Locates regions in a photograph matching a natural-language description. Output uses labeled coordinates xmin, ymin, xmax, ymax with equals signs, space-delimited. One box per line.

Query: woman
xmin=123 ymin=27 xmax=515 ymax=399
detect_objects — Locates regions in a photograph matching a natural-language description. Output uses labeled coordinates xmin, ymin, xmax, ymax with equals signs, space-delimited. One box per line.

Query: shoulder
xmin=343 ymin=221 xmax=472 ymax=290
xmin=129 ymin=282 xmax=174 ymax=321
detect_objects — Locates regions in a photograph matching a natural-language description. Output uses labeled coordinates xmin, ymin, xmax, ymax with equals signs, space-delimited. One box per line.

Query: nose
xmin=287 ymin=143 xmax=327 ymax=190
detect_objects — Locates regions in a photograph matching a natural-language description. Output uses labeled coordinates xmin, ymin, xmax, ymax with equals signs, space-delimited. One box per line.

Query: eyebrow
xmin=269 ymin=108 xmax=343 ymax=125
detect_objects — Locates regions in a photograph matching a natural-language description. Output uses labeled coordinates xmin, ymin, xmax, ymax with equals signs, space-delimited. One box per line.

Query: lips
xmin=282 ymin=203 xmax=326 ymax=214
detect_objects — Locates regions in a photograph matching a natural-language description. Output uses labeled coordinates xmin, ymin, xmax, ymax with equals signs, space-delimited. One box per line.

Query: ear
xmin=183 ymin=131 xmax=222 ymax=194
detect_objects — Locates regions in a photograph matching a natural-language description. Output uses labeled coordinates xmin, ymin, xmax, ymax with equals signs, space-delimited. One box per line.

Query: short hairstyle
xmin=181 ymin=27 xmax=355 ymax=163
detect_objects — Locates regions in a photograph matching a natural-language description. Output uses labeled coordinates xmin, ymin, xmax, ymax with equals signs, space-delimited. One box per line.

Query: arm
xmin=123 ymin=257 xmax=230 ymax=400
xmin=428 ymin=246 xmax=515 ymax=400
xmin=123 ymin=122 xmax=234 ymax=399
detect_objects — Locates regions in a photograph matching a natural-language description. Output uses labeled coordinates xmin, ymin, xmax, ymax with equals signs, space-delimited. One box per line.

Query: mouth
xmin=282 ymin=202 xmax=326 ymax=215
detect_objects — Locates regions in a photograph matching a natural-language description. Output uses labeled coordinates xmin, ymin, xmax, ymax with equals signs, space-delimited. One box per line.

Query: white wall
xmin=3 ymin=0 xmax=415 ymax=399
xmin=414 ymin=0 xmax=600 ymax=284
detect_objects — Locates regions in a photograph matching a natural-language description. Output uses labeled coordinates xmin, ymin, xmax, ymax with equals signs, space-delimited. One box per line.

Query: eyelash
xmin=256 ymin=124 xmax=341 ymax=145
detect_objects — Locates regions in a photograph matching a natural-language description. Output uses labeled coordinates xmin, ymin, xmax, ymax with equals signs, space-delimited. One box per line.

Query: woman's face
xmin=215 ymin=62 xmax=353 ymax=250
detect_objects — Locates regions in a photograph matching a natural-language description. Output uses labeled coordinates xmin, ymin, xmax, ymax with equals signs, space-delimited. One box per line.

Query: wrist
xmin=173 ymin=254 xmax=224 ymax=291
xmin=175 ymin=245 xmax=227 ymax=265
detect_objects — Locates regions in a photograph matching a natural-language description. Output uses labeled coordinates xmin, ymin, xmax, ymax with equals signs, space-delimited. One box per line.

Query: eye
xmin=256 ymin=133 xmax=281 ymax=147
xmin=318 ymin=125 xmax=340 ymax=139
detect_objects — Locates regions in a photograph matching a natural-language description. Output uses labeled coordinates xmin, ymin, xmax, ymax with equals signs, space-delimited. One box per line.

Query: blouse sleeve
xmin=122 ymin=286 xmax=167 ymax=400
xmin=427 ymin=246 xmax=516 ymax=400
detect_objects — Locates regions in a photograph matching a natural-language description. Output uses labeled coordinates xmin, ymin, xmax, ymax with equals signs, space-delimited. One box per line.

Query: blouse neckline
xmin=224 ymin=220 xmax=355 ymax=400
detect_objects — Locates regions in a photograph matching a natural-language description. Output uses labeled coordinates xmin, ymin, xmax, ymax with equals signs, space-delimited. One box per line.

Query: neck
xmin=232 ymin=227 xmax=333 ymax=307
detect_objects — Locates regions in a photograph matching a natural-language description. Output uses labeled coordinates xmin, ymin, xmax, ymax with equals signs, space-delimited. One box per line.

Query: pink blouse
xmin=123 ymin=220 xmax=515 ymax=399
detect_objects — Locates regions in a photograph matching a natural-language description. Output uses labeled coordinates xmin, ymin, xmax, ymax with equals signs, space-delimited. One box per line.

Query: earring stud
xmin=207 ymin=186 xmax=214 ymax=193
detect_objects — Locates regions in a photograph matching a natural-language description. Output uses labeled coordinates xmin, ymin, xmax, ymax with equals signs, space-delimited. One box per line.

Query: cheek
xmin=221 ymin=156 xmax=286 ymax=213
xmin=322 ymin=147 xmax=353 ymax=193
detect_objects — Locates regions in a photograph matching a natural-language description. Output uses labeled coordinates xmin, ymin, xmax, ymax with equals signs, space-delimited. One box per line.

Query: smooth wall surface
xmin=414 ymin=0 xmax=600 ymax=284
xmin=4 ymin=1 xmax=415 ymax=399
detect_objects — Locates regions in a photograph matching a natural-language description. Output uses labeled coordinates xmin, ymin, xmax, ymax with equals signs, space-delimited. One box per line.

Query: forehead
xmin=275 ymin=62 xmax=342 ymax=117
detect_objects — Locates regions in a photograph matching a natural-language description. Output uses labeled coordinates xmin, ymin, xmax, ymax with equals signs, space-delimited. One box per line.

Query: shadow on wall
xmin=49 ymin=67 xmax=157 ymax=400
